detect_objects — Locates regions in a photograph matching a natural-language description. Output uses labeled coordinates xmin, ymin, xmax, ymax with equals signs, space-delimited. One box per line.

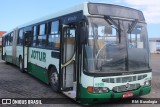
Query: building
xmin=149 ymin=38 xmax=160 ymax=53
xmin=0 ymin=31 xmax=6 ymax=51
xmin=0 ymin=31 xmax=6 ymax=42
xmin=0 ymin=31 xmax=6 ymax=43
xmin=0 ymin=31 xmax=6 ymax=36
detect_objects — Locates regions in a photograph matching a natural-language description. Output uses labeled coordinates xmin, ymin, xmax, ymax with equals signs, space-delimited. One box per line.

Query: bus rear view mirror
xmin=80 ymin=27 xmax=87 ymax=44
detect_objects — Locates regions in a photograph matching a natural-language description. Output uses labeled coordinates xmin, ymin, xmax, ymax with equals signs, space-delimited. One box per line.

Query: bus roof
xmin=3 ymin=2 xmax=88 ymax=36
xmin=18 ymin=2 xmax=88 ymax=28
xmin=3 ymin=2 xmax=145 ymax=36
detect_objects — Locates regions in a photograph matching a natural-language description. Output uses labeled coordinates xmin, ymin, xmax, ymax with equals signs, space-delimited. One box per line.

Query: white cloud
xmin=124 ymin=0 xmax=160 ymax=24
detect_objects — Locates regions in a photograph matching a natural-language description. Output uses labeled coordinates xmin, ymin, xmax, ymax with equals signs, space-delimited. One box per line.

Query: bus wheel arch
xmin=48 ymin=65 xmax=59 ymax=92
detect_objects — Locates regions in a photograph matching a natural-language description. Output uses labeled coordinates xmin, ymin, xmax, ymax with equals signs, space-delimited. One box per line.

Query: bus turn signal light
xmin=87 ymin=86 xmax=109 ymax=93
xmin=87 ymin=86 xmax=93 ymax=93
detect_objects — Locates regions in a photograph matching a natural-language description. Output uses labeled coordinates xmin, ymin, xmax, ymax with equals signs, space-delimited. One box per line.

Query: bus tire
xmin=19 ymin=57 xmax=25 ymax=73
xmin=49 ymin=67 xmax=59 ymax=92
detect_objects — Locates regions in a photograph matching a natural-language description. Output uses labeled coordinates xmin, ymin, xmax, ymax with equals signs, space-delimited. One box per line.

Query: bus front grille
xmin=112 ymin=83 xmax=140 ymax=92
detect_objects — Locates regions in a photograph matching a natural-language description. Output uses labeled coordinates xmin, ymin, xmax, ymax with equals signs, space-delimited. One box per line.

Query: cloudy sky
xmin=113 ymin=0 xmax=160 ymax=37
xmin=0 ymin=0 xmax=159 ymax=37
xmin=117 ymin=0 xmax=160 ymax=24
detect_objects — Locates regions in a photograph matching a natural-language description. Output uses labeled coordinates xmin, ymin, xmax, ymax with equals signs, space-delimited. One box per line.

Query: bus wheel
xmin=49 ymin=67 xmax=59 ymax=92
xmin=19 ymin=57 xmax=25 ymax=73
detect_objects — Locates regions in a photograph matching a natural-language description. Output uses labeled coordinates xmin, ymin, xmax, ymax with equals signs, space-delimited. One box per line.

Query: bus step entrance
xmin=63 ymin=90 xmax=76 ymax=99
xmin=62 ymin=82 xmax=77 ymax=99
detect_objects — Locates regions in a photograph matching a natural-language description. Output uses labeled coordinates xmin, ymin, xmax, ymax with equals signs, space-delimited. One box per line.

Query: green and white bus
xmin=2 ymin=2 xmax=152 ymax=104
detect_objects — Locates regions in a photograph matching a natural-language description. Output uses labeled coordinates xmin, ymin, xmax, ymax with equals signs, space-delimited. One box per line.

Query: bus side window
xmin=5 ymin=35 xmax=8 ymax=46
xmin=37 ymin=24 xmax=47 ymax=47
xmin=48 ymin=20 xmax=60 ymax=49
xmin=7 ymin=34 xmax=9 ymax=46
xmin=10 ymin=33 xmax=13 ymax=46
xmin=8 ymin=35 xmax=10 ymax=46
xmin=8 ymin=34 xmax=11 ymax=46
xmin=2 ymin=37 xmax=5 ymax=47
xmin=32 ymin=26 xmax=37 ymax=47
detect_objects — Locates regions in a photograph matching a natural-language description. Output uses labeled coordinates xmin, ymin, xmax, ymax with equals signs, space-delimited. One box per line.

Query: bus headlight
xmin=93 ymin=87 xmax=109 ymax=93
xmin=144 ymin=80 xmax=151 ymax=86
xmin=87 ymin=86 xmax=109 ymax=93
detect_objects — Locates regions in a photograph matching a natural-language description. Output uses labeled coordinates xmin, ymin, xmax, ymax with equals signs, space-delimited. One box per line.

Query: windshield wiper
xmin=104 ymin=15 xmax=119 ymax=31
xmin=127 ymin=19 xmax=138 ymax=33
xmin=104 ymin=15 xmax=121 ymax=43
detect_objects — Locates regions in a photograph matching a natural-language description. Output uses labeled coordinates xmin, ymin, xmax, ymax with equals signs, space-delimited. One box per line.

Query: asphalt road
xmin=0 ymin=54 xmax=160 ymax=107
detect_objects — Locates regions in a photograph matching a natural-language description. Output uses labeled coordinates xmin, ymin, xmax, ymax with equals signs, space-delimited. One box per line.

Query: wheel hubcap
xmin=51 ymin=72 xmax=58 ymax=85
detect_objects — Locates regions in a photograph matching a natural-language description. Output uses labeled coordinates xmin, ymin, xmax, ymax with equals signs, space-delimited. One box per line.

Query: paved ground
xmin=0 ymin=54 xmax=160 ymax=107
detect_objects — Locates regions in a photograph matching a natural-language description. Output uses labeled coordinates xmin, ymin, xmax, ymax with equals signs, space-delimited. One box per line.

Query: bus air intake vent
xmin=102 ymin=74 xmax=147 ymax=83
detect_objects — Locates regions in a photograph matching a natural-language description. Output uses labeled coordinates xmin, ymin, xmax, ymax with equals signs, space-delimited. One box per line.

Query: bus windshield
xmin=83 ymin=17 xmax=150 ymax=73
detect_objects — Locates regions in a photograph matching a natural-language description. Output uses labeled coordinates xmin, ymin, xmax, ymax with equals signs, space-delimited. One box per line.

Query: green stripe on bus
xmin=28 ymin=63 xmax=49 ymax=84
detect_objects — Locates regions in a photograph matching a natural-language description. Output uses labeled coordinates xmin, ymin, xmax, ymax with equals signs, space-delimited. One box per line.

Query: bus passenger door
xmin=61 ymin=25 xmax=77 ymax=99
xmin=24 ymin=31 xmax=32 ymax=71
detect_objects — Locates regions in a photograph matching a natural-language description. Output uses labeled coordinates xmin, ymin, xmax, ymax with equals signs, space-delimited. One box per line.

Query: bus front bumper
xmin=79 ymin=85 xmax=151 ymax=104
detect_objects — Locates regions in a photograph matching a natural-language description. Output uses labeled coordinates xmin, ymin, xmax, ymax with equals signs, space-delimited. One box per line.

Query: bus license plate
xmin=122 ymin=92 xmax=133 ymax=98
